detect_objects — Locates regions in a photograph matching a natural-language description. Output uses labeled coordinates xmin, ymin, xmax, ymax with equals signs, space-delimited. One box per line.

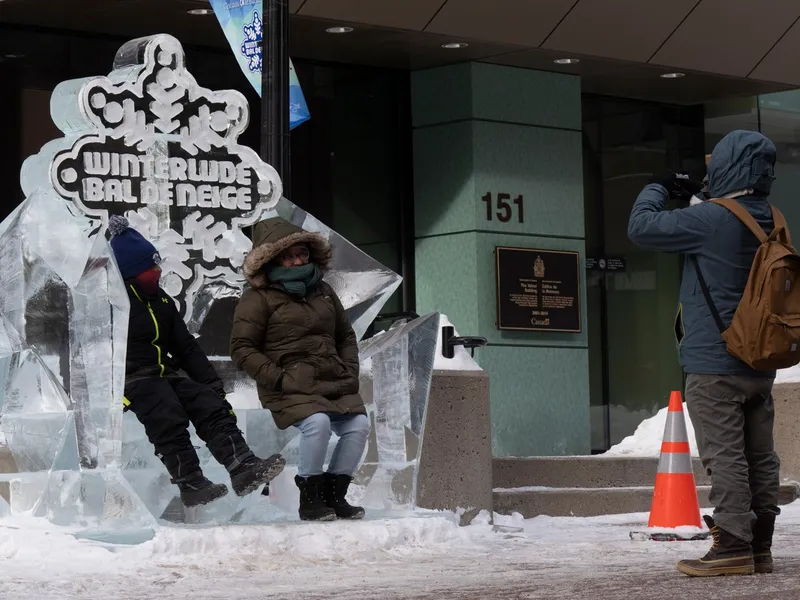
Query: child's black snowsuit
xmin=123 ymin=283 xmax=256 ymax=486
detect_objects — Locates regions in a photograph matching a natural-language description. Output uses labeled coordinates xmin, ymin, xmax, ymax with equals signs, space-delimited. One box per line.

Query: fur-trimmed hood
xmin=243 ymin=217 xmax=333 ymax=289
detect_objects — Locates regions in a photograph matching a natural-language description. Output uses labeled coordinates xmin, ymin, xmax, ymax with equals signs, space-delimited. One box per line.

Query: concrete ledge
xmin=493 ymin=456 xmax=710 ymax=489
xmin=0 ymin=448 xmax=15 ymax=474
xmin=416 ymin=369 xmax=493 ymax=524
xmin=0 ymin=448 xmax=14 ymax=506
xmin=774 ymin=381 xmax=800 ymax=482
xmin=494 ymin=482 xmax=800 ymax=518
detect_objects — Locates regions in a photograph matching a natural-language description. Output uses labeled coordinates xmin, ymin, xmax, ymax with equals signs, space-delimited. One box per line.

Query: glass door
xmin=583 ymin=97 xmax=705 ymax=452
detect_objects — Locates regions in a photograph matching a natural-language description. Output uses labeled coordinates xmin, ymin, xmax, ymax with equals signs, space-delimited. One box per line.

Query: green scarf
xmin=267 ymin=263 xmax=322 ymax=298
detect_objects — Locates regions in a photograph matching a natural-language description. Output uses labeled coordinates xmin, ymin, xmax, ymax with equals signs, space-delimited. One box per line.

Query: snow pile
xmin=131 ymin=514 xmax=469 ymax=564
xmin=493 ymin=511 xmax=526 ymax=528
xmin=0 ymin=512 xmax=480 ymax=584
xmin=0 ymin=517 xmax=132 ymax=579
xmin=776 ymin=364 xmax=800 ymax=384
xmin=603 ymin=403 xmax=699 ymax=457
xmin=433 ymin=315 xmax=483 ymax=372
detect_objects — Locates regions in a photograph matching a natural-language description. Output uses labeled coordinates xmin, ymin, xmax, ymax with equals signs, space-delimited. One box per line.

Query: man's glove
xmin=650 ymin=171 xmax=679 ymax=192
xmin=650 ymin=171 xmax=703 ymax=201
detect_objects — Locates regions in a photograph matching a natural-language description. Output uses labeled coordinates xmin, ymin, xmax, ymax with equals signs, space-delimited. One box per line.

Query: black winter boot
xmin=676 ymin=515 xmax=754 ymax=577
xmin=323 ymin=473 xmax=365 ymax=520
xmin=173 ymin=472 xmax=229 ymax=507
xmin=295 ymin=475 xmax=337 ymax=521
xmin=752 ymin=514 xmax=776 ymax=574
xmin=207 ymin=433 xmax=286 ymax=497
xmin=229 ymin=454 xmax=286 ymax=497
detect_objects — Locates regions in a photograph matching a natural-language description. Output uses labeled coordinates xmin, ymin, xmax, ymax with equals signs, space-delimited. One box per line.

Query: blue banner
xmin=210 ymin=0 xmax=310 ymax=130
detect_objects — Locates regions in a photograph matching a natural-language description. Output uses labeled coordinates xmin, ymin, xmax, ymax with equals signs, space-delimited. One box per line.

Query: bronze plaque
xmin=495 ymin=247 xmax=581 ymax=333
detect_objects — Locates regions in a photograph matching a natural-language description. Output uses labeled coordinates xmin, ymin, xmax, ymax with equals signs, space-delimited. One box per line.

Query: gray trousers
xmin=685 ymin=374 xmax=781 ymax=542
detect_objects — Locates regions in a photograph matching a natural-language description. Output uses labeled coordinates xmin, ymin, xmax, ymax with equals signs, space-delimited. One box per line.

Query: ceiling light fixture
xmin=554 ymin=58 xmax=579 ymax=65
xmin=187 ymin=8 xmax=214 ymax=15
xmin=442 ymin=42 xmax=468 ymax=49
xmin=326 ymin=26 xmax=354 ymax=33
xmin=660 ymin=72 xmax=685 ymax=79
xmin=4 ymin=54 xmax=24 ymax=59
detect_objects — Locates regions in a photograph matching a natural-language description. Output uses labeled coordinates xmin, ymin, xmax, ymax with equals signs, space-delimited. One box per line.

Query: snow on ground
xmin=776 ymin=364 xmax=800 ymax=384
xmin=603 ymin=403 xmax=699 ymax=457
xmin=4 ymin=500 xmax=800 ymax=599
xmin=601 ymin=371 xmax=800 ymax=458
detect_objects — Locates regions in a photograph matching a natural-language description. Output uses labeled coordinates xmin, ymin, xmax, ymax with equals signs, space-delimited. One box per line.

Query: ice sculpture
xmin=20 ymin=33 xmax=283 ymax=321
xmin=0 ymin=32 xmax=433 ymax=534
xmin=0 ymin=191 xmax=151 ymax=535
xmin=355 ymin=313 xmax=440 ymax=509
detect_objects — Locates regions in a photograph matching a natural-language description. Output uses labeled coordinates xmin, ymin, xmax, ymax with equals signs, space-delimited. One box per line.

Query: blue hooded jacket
xmin=627 ymin=130 xmax=777 ymax=377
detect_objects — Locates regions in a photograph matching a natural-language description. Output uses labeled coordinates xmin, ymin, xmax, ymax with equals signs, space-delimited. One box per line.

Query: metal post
xmin=261 ymin=0 xmax=290 ymax=198
xmin=259 ymin=0 xmax=289 ymax=496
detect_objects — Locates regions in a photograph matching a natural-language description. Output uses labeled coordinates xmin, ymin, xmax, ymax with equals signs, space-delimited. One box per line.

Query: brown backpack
xmin=692 ymin=198 xmax=800 ymax=371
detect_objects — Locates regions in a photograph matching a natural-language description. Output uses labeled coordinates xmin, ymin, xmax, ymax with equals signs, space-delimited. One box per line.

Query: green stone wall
xmin=412 ymin=63 xmax=589 ymax=456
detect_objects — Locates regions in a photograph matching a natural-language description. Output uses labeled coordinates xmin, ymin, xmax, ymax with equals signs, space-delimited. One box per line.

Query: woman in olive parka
xmin=230 ymin=217 xmax=369 ymax=521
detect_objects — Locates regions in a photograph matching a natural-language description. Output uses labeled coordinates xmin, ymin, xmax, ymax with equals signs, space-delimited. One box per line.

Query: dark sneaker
xmin=230 ymin=454 xmax=286 ymax=497
xmin=174 ymin=473 xmax=229 ymax=507
xmin=752 ymin=514 xmax=776 ymax=574
xmin=676 ymin=515 xmax=754 ymax=577
xmin=295 ymin=475 xmax=337 ymax=521
xmin=323 ymin=473 xmax=365 ymax=520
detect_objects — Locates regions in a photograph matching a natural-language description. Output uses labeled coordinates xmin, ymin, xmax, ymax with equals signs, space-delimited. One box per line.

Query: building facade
xmin=2 ymin=1 xmax=800 ymax=456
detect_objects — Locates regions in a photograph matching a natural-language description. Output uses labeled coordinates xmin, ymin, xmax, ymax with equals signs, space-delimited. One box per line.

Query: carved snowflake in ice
xmin=124 ymin=206 xmax=252 ymax=317
xmin=20 ymin=33 xmax=283 ymax=326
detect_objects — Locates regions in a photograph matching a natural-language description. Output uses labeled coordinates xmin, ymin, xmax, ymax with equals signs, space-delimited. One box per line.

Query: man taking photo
xmin=628 ymin=130 xmax=783 ymax=577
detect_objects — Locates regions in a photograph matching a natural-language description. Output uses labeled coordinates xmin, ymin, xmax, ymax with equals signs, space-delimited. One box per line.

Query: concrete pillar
xmin=773 ymin=381 xmax=800 ymax=482
xmin=411 ymin=63 xmax=589 ymax=456
xmin=416 ymin=370 xmax=493 ymax=524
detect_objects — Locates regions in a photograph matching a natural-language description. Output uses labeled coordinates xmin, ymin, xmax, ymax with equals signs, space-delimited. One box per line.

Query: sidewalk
xmin=2 ymin=502 xmax=800 ymax=599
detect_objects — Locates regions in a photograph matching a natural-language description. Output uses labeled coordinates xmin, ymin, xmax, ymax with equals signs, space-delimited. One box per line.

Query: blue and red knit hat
xmin=108 ymin=215 xmax=162 ymax=280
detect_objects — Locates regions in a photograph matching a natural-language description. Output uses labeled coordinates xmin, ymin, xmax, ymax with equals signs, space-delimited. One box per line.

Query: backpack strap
xmin=709 ymin=198 xmax=768 ymax=243
xmin=694 ymin=197 xmax=775 ymax=336
xmin=770 ymin=204 xmax=792 ymax=246
xmin=691 ymin=256 xmax=726 ymax=334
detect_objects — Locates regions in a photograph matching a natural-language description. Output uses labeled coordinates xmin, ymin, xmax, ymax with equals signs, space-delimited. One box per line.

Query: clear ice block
xmin=0 ymin=191 xmax=132 ymax=533
xmin=37 ymin=469 xmax=156 ymax=533
xmin=355 ymin=313 xmax=440 ymax=509
xmin=68 ymin=232 xmax=130 ymax=469
xmin=0 ymin=190 xmax=129 ymax=473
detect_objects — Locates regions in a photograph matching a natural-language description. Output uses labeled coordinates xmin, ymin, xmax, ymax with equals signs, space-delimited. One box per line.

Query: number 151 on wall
xmin=481 ymin=192 xmax=524 ymax=224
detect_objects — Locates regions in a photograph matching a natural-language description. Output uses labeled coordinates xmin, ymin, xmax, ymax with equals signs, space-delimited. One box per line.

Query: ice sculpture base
xmin=0 ymin=312 xmax=442 ymax=537
xmin=0 ymin=468 xmax=157 ymax=537
xmin=72 ymin=527 xmax=157 ymax=546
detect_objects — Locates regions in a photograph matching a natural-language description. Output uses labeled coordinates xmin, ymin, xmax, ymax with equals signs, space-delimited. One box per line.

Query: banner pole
xmin=261 ymin=0 xmax=290 ymax=197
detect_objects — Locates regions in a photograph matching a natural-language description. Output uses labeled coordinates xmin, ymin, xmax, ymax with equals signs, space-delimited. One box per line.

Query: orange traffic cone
xmin=647 ymin=390 xmax=702 ymax=529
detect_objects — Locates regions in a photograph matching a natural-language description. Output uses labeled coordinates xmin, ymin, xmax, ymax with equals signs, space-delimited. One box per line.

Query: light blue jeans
xmin=294 ymin=412 xmax=370 ymax=477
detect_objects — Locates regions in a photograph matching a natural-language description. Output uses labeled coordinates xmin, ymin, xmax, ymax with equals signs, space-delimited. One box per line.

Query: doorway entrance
xmin=582 ymin=96 xmax=705 ymax=453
